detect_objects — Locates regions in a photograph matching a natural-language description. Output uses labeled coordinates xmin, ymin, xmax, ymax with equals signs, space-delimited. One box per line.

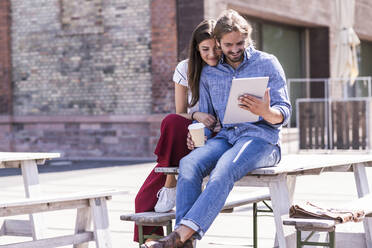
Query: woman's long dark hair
xmin=187 ymin=19 xmax=216 ymax=108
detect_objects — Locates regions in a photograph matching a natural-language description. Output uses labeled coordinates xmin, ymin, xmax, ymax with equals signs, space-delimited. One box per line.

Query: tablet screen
xmin=223 ymin=77 xmax=269 ymax=124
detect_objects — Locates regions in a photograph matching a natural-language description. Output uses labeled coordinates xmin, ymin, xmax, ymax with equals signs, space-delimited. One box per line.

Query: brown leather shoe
xmin=141 ymin=232 xmax=184 ymax=248
xmin=158 ymin=231 xmax=184 ymax=247
xmin=181 ymin=239 xmax=194 ymax=248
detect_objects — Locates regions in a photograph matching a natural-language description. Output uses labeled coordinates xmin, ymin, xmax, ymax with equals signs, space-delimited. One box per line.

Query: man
xmin=142 ymin=9 xmax=291 ymax=248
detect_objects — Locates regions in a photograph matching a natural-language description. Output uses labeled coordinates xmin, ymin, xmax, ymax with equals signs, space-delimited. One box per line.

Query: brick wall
xmin=151 ymin=0 xmax=178 ymax=113
xmin=0 ymin=0 xmax=12 ymax=115
xmin=11 ymin=0 xmax=152 ymax=116
xmin=0 ymin=115 xmax=163 ymax=159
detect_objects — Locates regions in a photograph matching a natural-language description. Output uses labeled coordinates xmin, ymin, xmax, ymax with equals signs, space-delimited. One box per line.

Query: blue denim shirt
xmin=199 ymin=46 xmax=291 ymax=145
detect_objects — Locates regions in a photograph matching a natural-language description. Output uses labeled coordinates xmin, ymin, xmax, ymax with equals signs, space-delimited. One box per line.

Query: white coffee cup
xmin=188 ymin=123 xmax=205 ymax=147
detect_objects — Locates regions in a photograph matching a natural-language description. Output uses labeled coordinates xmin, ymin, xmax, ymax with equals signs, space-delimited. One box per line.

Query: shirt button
xmin=234 ymin=126 xmax=237 ymax=129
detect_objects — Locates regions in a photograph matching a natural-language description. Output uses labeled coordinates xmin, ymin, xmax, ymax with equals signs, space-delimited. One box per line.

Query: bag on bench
xmin=289 ymin=202 xmax=365 ymax=223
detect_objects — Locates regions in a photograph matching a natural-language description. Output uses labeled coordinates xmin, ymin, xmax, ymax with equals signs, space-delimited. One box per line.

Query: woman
xmin=134 ymin=19 xmax=221 ymax=243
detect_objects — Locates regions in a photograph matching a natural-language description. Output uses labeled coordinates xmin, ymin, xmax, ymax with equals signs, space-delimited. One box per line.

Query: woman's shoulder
xmin=173 ymin=59 xmax=189 ymax=87
xmin=175 ymin=59 xmax=188 ymax=75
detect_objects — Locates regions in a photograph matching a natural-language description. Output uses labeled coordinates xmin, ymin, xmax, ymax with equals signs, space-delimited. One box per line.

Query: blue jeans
xmin=175 ymin=136 xmax=280 ymax=239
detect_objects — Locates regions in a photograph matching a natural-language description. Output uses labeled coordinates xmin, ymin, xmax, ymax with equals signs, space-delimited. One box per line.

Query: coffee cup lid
xmin=188 ymin=123 xmax=205 ymax=130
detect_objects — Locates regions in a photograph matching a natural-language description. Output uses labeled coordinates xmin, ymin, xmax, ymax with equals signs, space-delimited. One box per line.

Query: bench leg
xmin=74 ymin=207 xmax=92 ymax=248
xmin=354 ymin=163 xmax=372 ymax=248
xmin=269 ymin=177 xmax=293 ymax=248
xmin=90 ymin=197 xmax=112 ymax=248
xmin=21 ymin=160 xmax=46 ymax=240
xmin=253 ymin=202 xmax=258 ymax=248
xmin=296 ymin=229 xmax=335 ymax=248
xmin=166 ymin=220 xmax=172 ymax=235
xmin=138 ymin=225 xmax=144 ymax=246
xmin=253 ymin=200 xmax=273 ymax=248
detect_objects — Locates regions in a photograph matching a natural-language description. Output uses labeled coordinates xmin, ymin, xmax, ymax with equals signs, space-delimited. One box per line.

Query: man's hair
xmin=213 ymin=9 xmax=253 ymax=46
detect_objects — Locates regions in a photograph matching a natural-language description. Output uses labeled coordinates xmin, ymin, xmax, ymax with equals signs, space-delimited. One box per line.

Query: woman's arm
xmin=175 ymin=83 xmax=190 ymax=117
xmin=174 ymin=83 xmax=217 ymax=128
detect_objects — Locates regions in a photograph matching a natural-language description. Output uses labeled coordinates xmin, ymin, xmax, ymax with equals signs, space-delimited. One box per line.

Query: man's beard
xmin=227 ymin=50 xmax=243 ymax=63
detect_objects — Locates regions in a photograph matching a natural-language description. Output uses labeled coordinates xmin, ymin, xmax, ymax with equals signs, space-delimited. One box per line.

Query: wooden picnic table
xmin=156 ymin=153 xmax=372 ymax=248
xmin=0 ymin=152 xmax=60 ymax=239
xmin=0 ymin=152 xmax=126 ymax=248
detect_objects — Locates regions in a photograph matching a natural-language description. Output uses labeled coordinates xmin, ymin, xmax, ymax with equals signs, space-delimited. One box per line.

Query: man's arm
xmin=198 ymin=75 xmax=215 ymax=138
xmin=239 ymin=88 xmax=284 ymax=125
xmin=238 ymin=56 xmax=291 ymax=126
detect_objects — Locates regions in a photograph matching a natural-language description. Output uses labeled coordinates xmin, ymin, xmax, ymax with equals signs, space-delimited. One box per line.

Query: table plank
xmin=0 ymin=152 xmax=60 ymax=163
xmin=250 ymin=154 xmax=372 ymax=175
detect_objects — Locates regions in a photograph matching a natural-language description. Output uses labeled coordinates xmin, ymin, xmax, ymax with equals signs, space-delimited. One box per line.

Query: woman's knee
xmin=161 ymin=114 xmax=188 ymax=129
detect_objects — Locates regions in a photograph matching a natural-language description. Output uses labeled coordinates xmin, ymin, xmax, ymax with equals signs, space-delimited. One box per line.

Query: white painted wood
xmin=283 ymin=217 xmax=337 ymax=230
xmin=354 ymin=163 xmax=372 ymax=248
xmin=0 ymin=232 xmax=94 ymax=248
xmin=0 ymin=190 xmax=123 ymax=247
xmin=0 ymin=189 xmax=124 ymax=209
xmin=20 ymin=160 xmax=45 ymax=240
xmin=90 ymin=198 xmax=112 ymax=248
xmin=249 ymin=154 xmax=372 ymax=175
xmin=74 ymin=207 xmax=91 ymax=248
xmin=1 ymin=220 xmax=32 ymax=237
xmin=269 ymin=175 xmax=293 ymax=248
xmin=222 ymin=190 xmax=270 ymax=211
xmin=0 ymin=152 xmax=60 ymax=164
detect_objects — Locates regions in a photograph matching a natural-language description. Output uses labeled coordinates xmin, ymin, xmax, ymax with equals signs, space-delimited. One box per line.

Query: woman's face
xmin=198 ymin=38 xmax=221 ymax=66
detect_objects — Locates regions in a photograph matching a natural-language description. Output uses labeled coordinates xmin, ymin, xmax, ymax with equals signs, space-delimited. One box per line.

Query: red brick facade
xmin=0 ymin=0 xmax=12 ymax=114
xmin=151 ymin=0 xmax=178 ymax=113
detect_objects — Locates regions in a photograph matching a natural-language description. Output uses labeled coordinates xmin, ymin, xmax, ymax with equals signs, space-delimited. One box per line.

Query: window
xmin=359 ymin=40 xmax=372 ymax=77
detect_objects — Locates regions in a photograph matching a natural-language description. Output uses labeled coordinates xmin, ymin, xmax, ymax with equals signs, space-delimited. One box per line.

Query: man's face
xmin=217 ymin=31 xmax=246 ymax=65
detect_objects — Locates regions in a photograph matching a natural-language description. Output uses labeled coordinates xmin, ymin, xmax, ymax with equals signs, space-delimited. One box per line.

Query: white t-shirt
xmin=172 ymin=59 xmax=198 ymax=113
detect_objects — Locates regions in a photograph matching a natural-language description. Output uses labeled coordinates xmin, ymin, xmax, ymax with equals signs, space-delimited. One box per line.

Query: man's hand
xmin=193 ymin=112 xmax=217 ymax=130
xmin=238 ymin=88 xmax=284 ymax=124
xmin=238 ymin=88 xmax=270 ymax=116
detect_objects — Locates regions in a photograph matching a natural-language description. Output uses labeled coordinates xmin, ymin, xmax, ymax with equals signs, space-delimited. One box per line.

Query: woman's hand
xmin=186 ymin=132 xmax=195 ymax=150
xmin=186 ymin=132 xmax=207 ymax=150
xmin=193 ymin=112 xmax=217 ymax=130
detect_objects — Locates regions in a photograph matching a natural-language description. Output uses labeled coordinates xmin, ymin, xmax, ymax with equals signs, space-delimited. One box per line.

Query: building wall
xmin=0 ymin=115 xmax=163 ymax=158
xmin=177 ymin=0 xmax=205 ymax=60
xmin=0 ymin=0 xmax=12 ymax=115
xmin=204 ymin=0 xmax=372 ymax=79
xmin=11 ymin=0 xmax=152 ymax=116
xmin=1 ymin=0 xmax=165 ymax=159
xmin=151 ymin=0 xmax=178 ymax=113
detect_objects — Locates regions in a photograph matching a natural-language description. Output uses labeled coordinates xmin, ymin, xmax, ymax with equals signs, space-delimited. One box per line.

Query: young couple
xmin=137 ymin=9 xmax=291 ymax=248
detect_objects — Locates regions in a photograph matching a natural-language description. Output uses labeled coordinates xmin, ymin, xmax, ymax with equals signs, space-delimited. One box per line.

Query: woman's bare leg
xmin=164 ymin=174 xmax=177 ymax=188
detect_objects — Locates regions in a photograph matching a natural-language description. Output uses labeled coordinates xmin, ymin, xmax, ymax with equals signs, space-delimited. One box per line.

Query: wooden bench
xmin=120 ymin=211 xmax=175 ymax=246
xmin=122 ymin=187 xmax=271 ymax=248
xmin=283 ymin=194 xmax=372 ymax=248
xmin=0 ymin=189 xmax=126 ymax=248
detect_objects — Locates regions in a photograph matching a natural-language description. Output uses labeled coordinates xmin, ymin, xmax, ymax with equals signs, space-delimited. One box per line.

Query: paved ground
xmin=0 ymin=159 xmax=369 ymax=247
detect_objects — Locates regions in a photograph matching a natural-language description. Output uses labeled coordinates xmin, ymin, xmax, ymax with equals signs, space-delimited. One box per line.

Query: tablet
xmin=223 ymin=77 xmax=269 ymax=124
